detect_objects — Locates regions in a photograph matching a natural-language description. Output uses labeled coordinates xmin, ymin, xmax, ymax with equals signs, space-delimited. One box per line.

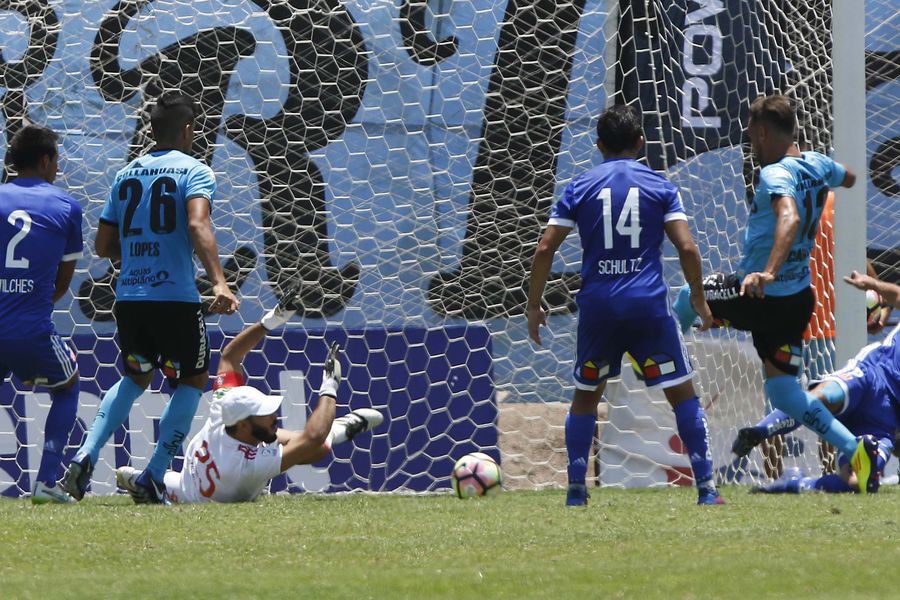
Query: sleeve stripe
xmin=62 ymin=251 xmax=84 ymax=262
xmin=98 ymin=217 xmax=118 ymax=226
xmin=547 ymin=217 xmax=575 ymax=228
xmin=664 ymin=212 xmax=687 ymax=222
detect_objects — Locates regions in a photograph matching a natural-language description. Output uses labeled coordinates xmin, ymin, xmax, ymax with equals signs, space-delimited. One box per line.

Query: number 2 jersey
xmin=0 ymin=178 xmax=83 ymax=338
xmin=548 ymin=157 xmax=686 ymax=319
xmin=164 ymin=372 xmax=282 ymax=504
xmin=100 ymin=149 xmax=215 ymax=303
xmin=740 ymin=151 xmax=846 ymax=297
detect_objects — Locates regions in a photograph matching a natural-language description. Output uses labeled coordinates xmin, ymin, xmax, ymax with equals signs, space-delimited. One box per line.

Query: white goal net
xmin=0 ymin=0 xmax=897 ymax=496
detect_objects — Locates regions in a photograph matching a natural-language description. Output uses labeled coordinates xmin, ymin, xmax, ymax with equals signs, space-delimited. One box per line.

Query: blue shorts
xmin=825 ymin=343 xmax=899 ymax=441
xmin=0 ymin=332 xmax=79 ymax=389
xmin=574 ymin=313 xmax=693 ymax=391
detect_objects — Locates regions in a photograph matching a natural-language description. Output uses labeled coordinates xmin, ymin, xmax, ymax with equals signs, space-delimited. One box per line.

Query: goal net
xmin=0 ymin=0 xmax=897 ymax=496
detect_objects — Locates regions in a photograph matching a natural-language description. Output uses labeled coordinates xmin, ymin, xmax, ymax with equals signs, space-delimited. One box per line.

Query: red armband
xmin=214 ymin=371 xmax=244 ymax=390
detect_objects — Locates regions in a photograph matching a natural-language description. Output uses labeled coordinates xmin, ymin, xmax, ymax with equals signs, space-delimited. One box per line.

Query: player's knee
xmin=571 ymin=387 xmax=602 ymax=414
xmin=812 ymin=380 xmax=846 ymax=414
xmin=662 ymin=380 xmax=696 ymax=407
xmin=180 ymin=372 xmax=209 ymax=390
xmin=128 ymin=372 xmax=153 ymax=389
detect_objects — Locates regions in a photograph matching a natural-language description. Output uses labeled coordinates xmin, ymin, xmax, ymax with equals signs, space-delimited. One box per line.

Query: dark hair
xmin=596 ymin=104 xmax=644 ymax=153
xmin=150 ymin=91 xmax=197 ymax=140
xmin=7 ymin=125 xmax=59 ymax=170
xmin=748 ymin=95 xmax=796 ymax=136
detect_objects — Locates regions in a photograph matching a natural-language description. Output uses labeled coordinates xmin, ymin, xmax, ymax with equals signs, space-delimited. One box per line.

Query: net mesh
xmin=0 ymin=0 xmax=897 ymax=496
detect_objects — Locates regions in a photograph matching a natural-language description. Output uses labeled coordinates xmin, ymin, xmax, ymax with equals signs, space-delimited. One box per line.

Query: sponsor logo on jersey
xmin=237 ymin=444 xmax=258 ymax=460
xmin=119 ymin=267 xmax=175 ymax=287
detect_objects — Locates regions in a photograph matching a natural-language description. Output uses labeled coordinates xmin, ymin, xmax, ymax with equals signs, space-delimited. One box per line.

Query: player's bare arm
xmin=664 ymin=219 xmax=712 ymax=331
xmin=94 ymin=221 xmax=121 ymax=260
xmin=844 ymin=270 xmax=900 ymax=309
xmin=741 ymin=194 xmax=799 ymax=298
xmin=186 ymin=195 xmax=239 ymax=314
xmin=279 ymin=394 xmax=336 ymax=470
xmin=52 ymin=260 xmax=77 ymax=303
xmin=526 ymin=224 xmax=571 ymax=345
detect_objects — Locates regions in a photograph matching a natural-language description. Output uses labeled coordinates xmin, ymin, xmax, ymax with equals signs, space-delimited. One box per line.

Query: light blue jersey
xmin=740 ymin=151 xmax=846 ymax=296
xmin=0 ymin=178 xmax=83 ymax=338
xmin=100 ymin=150 xmax=215 ymax=302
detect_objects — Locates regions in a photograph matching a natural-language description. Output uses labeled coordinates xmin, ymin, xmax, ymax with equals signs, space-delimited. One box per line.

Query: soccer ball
xmin=866 ymin=289 xmax=882 ymax=320
xmin=451 ymin=452 xmax=502 ymax=498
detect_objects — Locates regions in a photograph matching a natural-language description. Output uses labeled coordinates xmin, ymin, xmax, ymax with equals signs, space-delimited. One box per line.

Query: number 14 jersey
xmin=100 ymin=149 xmax=216 ymax=302
xmin=548 ymin=158 xmax=686 ymax=319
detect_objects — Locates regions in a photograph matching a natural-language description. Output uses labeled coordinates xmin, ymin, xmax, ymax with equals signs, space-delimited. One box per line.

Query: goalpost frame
xmin=832 ymin=0 xmax=869 ymax=366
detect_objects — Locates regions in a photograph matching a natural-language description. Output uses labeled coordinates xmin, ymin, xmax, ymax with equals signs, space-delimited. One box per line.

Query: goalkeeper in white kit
xmin=117 ymin=291 xmax=383 ymax=503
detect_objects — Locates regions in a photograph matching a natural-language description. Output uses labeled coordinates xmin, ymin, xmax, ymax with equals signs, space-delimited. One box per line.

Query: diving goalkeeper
xmin=117 ymin=294 xmax=383 ymax=503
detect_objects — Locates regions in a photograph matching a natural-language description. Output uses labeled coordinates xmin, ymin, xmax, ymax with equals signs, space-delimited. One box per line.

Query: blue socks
xmin=814 ymin=474 xmax=854 ymax=493
xmin=37 ymin=383 xmax=79 ymax=485
xmin=673 ymin=397 xmax=714 ymax=487
xmin=754 ymin=409 xmax=800 ymax=437
xmin=565 ymin=412 xmax=596 ymax=484
xmin=672 ymin=284 xmax=696 ymax=334
xmin=77 ymin=376 xmax=146 ymax=466
xmin=764 ymin=375 xmax=858 ymax=457
xmin=145 ymin=384 xmax=202 ymax=482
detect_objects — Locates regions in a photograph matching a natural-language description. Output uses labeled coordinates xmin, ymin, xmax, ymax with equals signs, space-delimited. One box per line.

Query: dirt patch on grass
xmin=498 ymin=401 xmax=607 ymax=490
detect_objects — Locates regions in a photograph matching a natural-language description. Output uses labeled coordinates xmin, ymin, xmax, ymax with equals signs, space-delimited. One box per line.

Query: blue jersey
xmin=100 ymin=150 xmax=216 ymax=302
xmin=0 ymin=178 xmax=83 ymax=338
xmin=549 ymin=158 xmax=686 ymax=319
xmin=740 ymin=151 xmax=846 ymax=296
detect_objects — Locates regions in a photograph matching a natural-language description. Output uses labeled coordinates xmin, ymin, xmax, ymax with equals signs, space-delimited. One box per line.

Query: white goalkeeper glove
xmin=319 ymin=341 xmax=342 ymax=398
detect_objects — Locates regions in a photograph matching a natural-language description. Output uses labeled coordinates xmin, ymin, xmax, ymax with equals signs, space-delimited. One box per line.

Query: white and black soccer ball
xmin=451 ymin=452 xmax=502 ymax=498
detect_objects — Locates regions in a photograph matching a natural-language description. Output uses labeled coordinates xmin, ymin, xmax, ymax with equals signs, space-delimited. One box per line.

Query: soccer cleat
xmin=31 ymin=481 xmax=75 ymax=504
xmin=61 ymin=456 xmax=93 ymax=501
xmin=697 ymin=487 xmax=726 ymax=505
xmin=731 ymin=427 xmax=767 ymax=457
xmin=565 ymin=483 xmax=590 ymax=506
xmin=330 ymin=408 xmax=384 ymax=445
xmin=117 ymin=467 xmax=170 ymax=505
xmin=850 ymin=435 xmax=881 ymax=495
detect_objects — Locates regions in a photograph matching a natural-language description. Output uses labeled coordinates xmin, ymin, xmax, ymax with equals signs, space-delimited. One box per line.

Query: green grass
xmin=2 ymin=486 xmax=898 ymax=599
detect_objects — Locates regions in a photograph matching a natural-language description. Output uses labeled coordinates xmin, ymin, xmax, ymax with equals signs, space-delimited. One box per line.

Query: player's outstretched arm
xmin=278 ymin=342 xmax=342 ymax=470
xmin=664 ymin=220 xmax=712 ymax=331
xmin=526 ymin=225 xmax=570 ymax=345
xmin=844 ymin=270 xmax=900 ymax=309
xmin=218 ymin=289 xmax=302 ymax=376
xmin=186 ymin=196 xmax=239 ymax=315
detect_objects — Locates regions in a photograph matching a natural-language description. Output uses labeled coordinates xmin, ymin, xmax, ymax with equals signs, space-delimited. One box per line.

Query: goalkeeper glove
xmin=319 ymin=341 xmax=342 ymax=398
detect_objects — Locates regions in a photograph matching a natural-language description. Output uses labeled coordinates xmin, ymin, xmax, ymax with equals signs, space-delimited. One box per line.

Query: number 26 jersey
xmin=100 ymin=149 xmax=216 ymax=302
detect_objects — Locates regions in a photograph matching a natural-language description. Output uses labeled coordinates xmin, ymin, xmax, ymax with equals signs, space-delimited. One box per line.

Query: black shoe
xmin=731 ymin=427 xmax=766 ymax=457
xmin=61 ymin=456 xmax=94 ymax=501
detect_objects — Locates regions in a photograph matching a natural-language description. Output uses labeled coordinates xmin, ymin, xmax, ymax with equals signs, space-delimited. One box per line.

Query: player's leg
xmin=565 ymin=312 xmax=616 ymax=506
xmin=2 ymin=335 xmax=80 ymax=503
xmin=141 ymin=303 xmax=209 ymax=497
xmin=65 ymin=302 xmax=153 ymax=500
xmin=624 ymin=316 xmax=723 ymax=504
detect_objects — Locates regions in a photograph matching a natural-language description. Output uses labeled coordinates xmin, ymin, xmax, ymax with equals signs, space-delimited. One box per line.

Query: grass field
xmin=2 ymin=486 xmax=898 ymax=599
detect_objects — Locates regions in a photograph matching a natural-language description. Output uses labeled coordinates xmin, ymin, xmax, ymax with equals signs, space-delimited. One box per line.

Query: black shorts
xmin=114 ymin=301 xmax=210 ymax=380
xmin=703 ymin=273 xmax=814 ymax=375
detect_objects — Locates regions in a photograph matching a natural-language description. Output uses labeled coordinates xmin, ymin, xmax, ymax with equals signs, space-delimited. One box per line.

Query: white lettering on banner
xmin=681 ymin=0 xmax=726 ymax=129
xmin=0 ymin=370 xmax=331 ymax=497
